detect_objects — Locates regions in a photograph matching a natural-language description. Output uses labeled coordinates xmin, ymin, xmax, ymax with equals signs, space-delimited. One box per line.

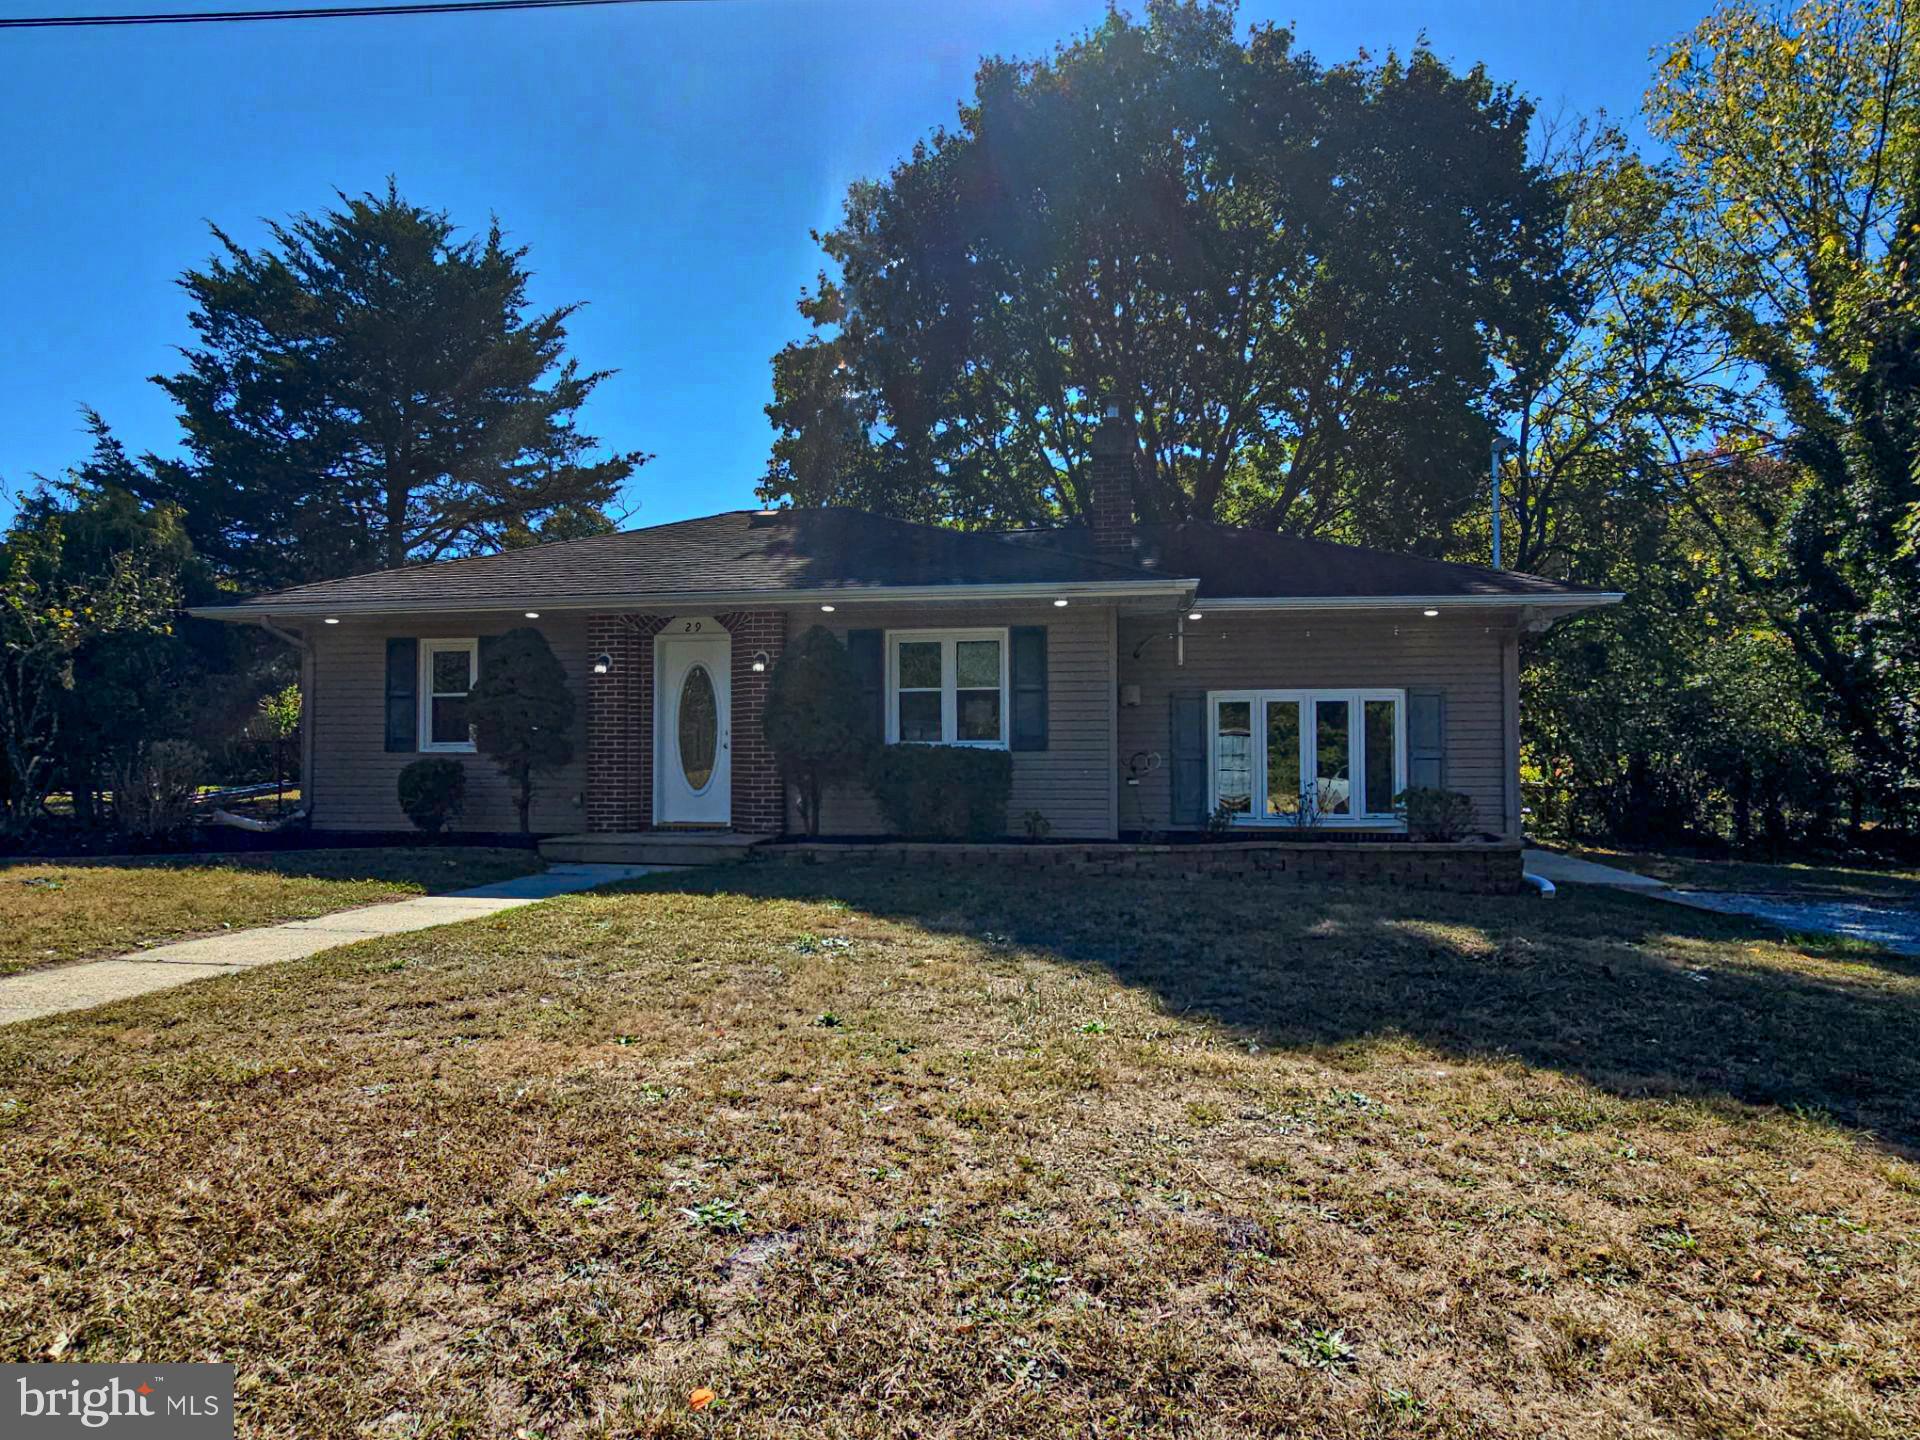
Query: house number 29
xmin=677 ymin=620 xmax=703 ymax=633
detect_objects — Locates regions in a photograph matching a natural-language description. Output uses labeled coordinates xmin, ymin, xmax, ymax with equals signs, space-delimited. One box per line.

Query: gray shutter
xmin=1407 ymin=689 xmax=1447 ymax=791
xmin=846 ymin=629 xmax=884 ymax=744
xmin=385 ymin=637 xmax=418 ymax=753
xmin=1169 ymin=692 xmax=1207 ymax=827
xmin=1009 ymin=626 xmax=1048 ymax=751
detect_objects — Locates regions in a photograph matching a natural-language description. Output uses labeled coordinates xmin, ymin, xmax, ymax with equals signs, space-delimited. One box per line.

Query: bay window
xmin=1209 ymin=689 xmax=1406 ymax=824
xmin=886 ymin=629 xmax=1009 ymax=747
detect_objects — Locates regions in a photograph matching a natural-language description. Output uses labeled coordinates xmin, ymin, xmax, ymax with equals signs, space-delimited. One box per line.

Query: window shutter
xmin=846 ymin=629 xmax=884 ymax=744
xmin=385 ymin=637 xmax=419 ymax=753
xmin=1169 ymin=692 xmax=1207 ymax=827
xmin=1407 ymin=689 xmax=1447 ymax=791
xmin=1009 ymin=625 xmax=1048 ymax=751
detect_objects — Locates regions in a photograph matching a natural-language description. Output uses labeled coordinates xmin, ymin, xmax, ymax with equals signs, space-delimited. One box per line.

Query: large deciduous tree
xmin=0 ymin=435 xmax=193 ymax=836
xmin=139 ymin=183 xmax=647 ymax=589
xmin=761 ymin=1 xmax=1562 ymax=552
xmin=1646 ymin=0 xmax=1920 ymax=807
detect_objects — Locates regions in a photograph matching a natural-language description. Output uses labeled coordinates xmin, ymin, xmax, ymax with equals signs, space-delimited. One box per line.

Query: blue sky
xmin=2 ymin=0 xmax=1702 ymax=528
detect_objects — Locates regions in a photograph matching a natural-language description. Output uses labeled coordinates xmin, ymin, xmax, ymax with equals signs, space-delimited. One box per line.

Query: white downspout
xmin=258 ymin=620 xmax=314 ymax=819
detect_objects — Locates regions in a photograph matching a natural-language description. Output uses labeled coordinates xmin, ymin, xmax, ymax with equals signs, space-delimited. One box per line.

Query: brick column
xmin=718 ymin=609 xmax=789 ymax=835
xmin=585 ymin=614 xmax=667 ymax=832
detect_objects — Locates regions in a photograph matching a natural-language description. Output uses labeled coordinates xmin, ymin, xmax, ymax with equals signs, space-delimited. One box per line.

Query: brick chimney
xmin=1088 ymin=402 xmax=1135 ymax=554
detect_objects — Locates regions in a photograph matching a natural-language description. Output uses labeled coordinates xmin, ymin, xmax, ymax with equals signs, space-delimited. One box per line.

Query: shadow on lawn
xmin=649 ymin=864 xmax=1920 ymax=1153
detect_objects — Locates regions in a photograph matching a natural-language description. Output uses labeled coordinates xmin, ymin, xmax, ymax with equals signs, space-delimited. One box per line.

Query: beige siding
xmin=1116 ymin=612 xmax=1518 ymax=836
xmin=308 ymin=614 xmax=592 ymax=834
xmin=790 ymin=602 xmax=1118 ymax=839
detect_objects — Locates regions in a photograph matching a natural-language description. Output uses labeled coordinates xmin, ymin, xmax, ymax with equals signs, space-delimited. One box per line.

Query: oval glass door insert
xmin=677 ymin=664 xmax=718 ymax=791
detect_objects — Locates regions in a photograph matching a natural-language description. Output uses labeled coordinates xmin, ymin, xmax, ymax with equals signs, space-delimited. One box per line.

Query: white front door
xmin=653 ymin=620 xmax=731 ymax=826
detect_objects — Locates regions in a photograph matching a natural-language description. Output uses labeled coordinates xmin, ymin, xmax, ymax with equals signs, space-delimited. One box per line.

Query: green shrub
xmin=864 ymin=746 xmax=1013 ymax=839
xmin=1397 ymin=786 xmax=1477 ymax=842
xmin=398 ymin=757 xmax=467 ymax=836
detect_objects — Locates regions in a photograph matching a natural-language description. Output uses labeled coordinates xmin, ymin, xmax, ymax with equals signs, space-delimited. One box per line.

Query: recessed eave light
xmin=820 ymin=604 xmax=836 ymax=613
xmin=1423 ymin=608 xmax=1441 ymax=618
xmin=323 ymin=617 xmax=340 ymax=625
xmin=1187 ymin=610 xmax=1203 ymax=621
xmin=1052 ymin=598 xmax=1070 ymax=608
xmin=523 ymin=610 xmax=540 ymax=619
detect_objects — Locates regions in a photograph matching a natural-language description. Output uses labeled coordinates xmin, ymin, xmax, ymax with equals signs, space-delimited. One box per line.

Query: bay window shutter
xmin=846 ymin=629 xmax=884 ymax=744
xmin=1169 ymin=692 xmax=1207 ymax=827
xmin=385 ymin=637 xmax=419 ymax=753
xmin=1009 ymin=626 xmax=1048 ymax=751
xmin=1407 ymin=689 xmax=1447 ymax=791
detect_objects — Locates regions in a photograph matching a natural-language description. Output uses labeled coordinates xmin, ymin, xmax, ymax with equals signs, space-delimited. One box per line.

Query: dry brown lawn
xmin=1 ymin=864 xmax=1916 ymax=1438
xmin=0 ymin=847 xmax=541 ymax=974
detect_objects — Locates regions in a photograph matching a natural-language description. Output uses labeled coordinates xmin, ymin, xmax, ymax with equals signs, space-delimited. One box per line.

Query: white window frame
xmin=1206 ymin=688 xmax=1407 ymax=827
xmin=419 ymin=638 xmax=479 ymax=754
xmin=885 ymin=628 xmax=1011 ymax=749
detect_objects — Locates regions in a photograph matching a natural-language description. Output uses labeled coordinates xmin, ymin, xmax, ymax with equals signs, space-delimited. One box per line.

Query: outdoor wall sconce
xmin=751 ymin=651 xmax=771 ymax=673
xmin=592 ymin=653 xmax=612 ymax=675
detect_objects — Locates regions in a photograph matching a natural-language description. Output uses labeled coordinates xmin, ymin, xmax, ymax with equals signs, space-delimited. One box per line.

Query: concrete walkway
xmin=1522 ymin=848 xmax=1669 ymax=890
xmin=0 ymin=862 xmax=661 ymax=1027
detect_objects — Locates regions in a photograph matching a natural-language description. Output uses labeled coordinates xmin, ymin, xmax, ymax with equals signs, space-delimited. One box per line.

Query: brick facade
xmin=717 ymin=610 xmax=788 ymax=834
xmin=584 ymin=613 xmax=668 ymax=832
xmin=585 ymin=609 xmax=788 ymax=835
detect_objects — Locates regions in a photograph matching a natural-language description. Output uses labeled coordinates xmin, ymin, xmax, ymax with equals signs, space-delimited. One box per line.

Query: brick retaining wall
xmin=758 ymin=839 xmax=1525 ymax=894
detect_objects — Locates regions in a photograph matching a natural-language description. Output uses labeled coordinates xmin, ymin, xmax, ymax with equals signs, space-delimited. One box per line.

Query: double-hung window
xmin=419 ymin=638 xmax=478 ymax=753
xmin=886 ymin=629 xmax=1008 ymax=747
xmin=1209 ymin=689 xmax=1405 ymax=825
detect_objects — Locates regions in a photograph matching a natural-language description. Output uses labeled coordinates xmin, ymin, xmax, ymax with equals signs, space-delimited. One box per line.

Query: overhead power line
xmin=0 ymin=0 xmax=705 ymax=29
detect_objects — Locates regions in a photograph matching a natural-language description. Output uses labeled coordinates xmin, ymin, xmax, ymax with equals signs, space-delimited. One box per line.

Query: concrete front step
xmin=538 ymin=831 xmax=772 ymax=866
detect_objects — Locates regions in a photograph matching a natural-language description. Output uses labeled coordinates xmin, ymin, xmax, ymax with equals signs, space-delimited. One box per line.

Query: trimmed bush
xmin=1397 ymin=786 xmax=1477 ymax=842
xmin=864 ymin=745 xmax=1013 ymax=839
xmin=398 ymin=757 xmax=467 ymax=836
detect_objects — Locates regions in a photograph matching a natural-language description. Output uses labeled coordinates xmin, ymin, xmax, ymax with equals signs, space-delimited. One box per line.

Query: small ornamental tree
xmin=762 ymin=626 xmax=874 ymax=836
xmin=467 ymin=627 xmax=575 ymax=833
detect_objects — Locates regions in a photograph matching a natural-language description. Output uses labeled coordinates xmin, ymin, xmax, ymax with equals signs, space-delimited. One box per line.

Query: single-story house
xmin=194 ymin=415 xmax=1619 ymax=851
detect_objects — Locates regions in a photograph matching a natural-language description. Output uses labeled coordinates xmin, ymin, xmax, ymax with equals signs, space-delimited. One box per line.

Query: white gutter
xmin=1196 ymin=593 xmax=1623 ymax=612
xmin=188 ymin=576 xmax=1202 ymax=621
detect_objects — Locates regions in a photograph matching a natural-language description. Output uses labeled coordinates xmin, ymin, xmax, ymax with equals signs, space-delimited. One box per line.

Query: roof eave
xmin=188 ymin=576 xmax=1204 ymax=622
xmin=1196 ymin=592 xmax=1624 ymax=612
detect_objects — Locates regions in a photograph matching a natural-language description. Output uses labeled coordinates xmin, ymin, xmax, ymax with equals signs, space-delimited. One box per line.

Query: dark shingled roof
xmin=201 ymin=508 xmax=1614 ymax=615
xmin=1007 ymin=522 xmax=1611 ymax=601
